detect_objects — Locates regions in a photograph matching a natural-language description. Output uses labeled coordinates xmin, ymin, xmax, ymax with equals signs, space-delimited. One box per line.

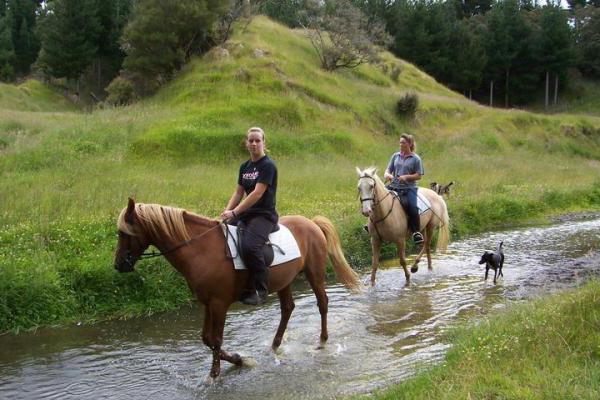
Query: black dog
xmin=478 ymin=241 xmax=504 ymax=283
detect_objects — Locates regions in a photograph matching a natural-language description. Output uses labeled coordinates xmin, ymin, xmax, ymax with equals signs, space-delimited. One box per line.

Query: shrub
xmin=396 ymin=92 xmax=419 ymax=117
xmin=390 ymin=64 xmax=402 ymax=82
xmin=105 ymin=76 xmax=136 ymax=106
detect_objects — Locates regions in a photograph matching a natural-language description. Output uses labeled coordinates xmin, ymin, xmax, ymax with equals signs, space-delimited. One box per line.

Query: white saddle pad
xmin=221 ymin=223 xmax=301 ymax=270
xmin=390 ymin=188 xmax=431 ymax=215
xmin=416 ymin=188 xmax=431 ymax=215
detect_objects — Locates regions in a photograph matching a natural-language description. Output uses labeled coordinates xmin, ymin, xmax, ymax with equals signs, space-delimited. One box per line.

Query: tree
xmin=0 ymin=12 xmax=15 ymax=80
xmin=537 ymin=1 xmax=575 ymax=107
xmin=574 ymin=6 xmax=600 ymax=78
xmin=303 ymin=0 xmax=391 ymax=71
xmin=449 ymin=15 xmax=487 ymax=98
xmin=37 ymin=0 xmax=101 ymax=81
xmin=257 ymin=0 xmax=308 ymax=27
xmin=484 ymin=0 xmax=532 ymax=107
xmin=9 ymin=0 xmax=41 ymax=75
xmin=119 ymin=0 xmax=229 ymax=94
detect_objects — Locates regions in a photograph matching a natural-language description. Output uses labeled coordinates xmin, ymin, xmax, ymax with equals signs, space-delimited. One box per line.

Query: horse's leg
xmin=411 ymin=224 xmax=434 ymax=272
xmin=206 ymin=299 xmax=237 ymax=379
xmin=397 ymin=240 xmax=410 ymax=284
xmin=370 ymin=237 xmax=382 ymax=286
xmin=305 ymin=263 xmax=329 ymax=347
xmin=425 ymin=225 xmax=434 ymax=270
xmin=272 ymin=284 xmax=295 ymax=351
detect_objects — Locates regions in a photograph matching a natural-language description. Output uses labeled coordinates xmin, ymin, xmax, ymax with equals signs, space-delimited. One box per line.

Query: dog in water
xmin=478 ymin=241 xmax=504 ymax=284
xmin=429 ymin=181 xmax=454 ymax=198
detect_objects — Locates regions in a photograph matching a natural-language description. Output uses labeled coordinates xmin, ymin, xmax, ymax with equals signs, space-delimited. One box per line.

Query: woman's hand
xmin=220 ymin=209 xmax=236 ymax=220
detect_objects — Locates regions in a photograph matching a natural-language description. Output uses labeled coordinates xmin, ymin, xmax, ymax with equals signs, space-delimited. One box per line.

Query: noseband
xmin=358 ymin=174 xmax=397 ymax=239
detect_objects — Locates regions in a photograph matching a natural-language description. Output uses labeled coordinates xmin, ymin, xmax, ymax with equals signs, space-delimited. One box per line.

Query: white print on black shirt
xmin=242 ymin=169 xmax=259 ymax=181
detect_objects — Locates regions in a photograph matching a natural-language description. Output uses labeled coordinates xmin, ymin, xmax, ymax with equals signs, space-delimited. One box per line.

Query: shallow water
xmin=1 ymin=218 xmax=599 ymax=399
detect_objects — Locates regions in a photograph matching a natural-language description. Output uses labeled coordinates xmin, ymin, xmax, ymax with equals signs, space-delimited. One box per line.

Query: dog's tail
xmin=447 ymin=181 xmax=454 ymax=187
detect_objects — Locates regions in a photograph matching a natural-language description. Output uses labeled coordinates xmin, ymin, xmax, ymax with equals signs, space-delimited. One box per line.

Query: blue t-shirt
xmin=386 ymin=152 xmax=424 ymax=189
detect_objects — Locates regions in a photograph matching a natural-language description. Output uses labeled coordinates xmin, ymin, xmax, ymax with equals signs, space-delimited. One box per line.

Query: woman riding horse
xmin=221 ymin=127 xmax=278 ymax=306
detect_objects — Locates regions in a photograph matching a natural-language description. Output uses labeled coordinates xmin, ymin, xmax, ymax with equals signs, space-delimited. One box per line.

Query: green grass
xmin=0 ymin=79 xmax=79 ymax=112
xmin=362 ymin=279 xmax=600 ymax=399
xmin=1 ymin=16 xmax=600 ymax=333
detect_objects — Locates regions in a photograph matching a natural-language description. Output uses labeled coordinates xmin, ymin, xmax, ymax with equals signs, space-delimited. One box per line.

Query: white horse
xmin=356 ymin=167 xmax=450 ymax=285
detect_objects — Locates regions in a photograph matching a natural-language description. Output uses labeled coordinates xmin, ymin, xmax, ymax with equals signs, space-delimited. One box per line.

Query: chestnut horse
xmin=113 ymin=198 xmax=360 ymax=379
xmin=356 ymin=167 xmax=450 ymax=285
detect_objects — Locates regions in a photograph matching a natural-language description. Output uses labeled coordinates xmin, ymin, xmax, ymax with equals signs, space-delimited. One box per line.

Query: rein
xmin=138 ymin=222 xmax=223 ymax=260
xmin=359 ymin=175 xmax=397 ymax=239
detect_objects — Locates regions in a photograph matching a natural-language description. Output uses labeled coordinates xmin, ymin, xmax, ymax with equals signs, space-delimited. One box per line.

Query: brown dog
xmin=429 ymin=181 xmax=454 ymax=197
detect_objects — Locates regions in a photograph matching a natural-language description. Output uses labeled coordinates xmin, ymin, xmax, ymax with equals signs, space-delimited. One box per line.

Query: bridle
xmin=118 ymin=222 xmax=223 ymax=269
xmin=358 ymin=175 xmax=397 ymax=238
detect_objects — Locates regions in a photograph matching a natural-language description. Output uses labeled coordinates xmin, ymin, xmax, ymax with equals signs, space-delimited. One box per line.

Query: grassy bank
xmin=362 ymin=279 xmax=600 ymax=399
xmin=1 ymin=17 xmax=600 ymax=333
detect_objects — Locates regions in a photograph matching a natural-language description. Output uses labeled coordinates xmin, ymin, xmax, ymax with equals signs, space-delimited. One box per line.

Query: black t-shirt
xmin=237 ymin=155 xmax=278 ymax=222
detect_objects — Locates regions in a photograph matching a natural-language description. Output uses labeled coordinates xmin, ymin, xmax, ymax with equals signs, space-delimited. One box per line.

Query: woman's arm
xmin=398 ymin=172 xmax=422 ymax=182
xmin=220 ymin=183 xmax=269 ymax=220
xmin=233 ymin=183 xmax=268 ymax=214
xmin=221 ymin=185 xmax=244 ymax=219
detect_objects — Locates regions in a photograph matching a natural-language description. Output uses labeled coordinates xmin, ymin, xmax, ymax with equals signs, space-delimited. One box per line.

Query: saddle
xmin=236 ymin=220 xmax=280 ymax=267
xmin=386 ymin=186 xmax=431 ymax=216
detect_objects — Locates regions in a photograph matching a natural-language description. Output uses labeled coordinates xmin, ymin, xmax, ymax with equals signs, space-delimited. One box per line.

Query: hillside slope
xmin=1 ymin=16 xmax=599 ymax=333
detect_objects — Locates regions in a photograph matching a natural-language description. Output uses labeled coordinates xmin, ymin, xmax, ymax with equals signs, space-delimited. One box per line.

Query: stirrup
xmin=412 ymin=232 xmax=424 ymax=245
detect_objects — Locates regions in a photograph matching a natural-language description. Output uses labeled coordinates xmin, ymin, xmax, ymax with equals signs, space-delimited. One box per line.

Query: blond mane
xmin=362 ymin=166 xmax=387 ymax=193
xmin=118 ymin=203 xmax=198 ymax=242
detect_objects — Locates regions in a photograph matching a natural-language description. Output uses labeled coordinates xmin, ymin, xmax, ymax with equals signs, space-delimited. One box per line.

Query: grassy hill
xmin=1 ymin=16 xmax=600 ymax=333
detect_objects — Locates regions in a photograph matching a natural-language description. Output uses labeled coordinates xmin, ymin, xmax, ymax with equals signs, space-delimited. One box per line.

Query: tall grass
xmin=1 ymin=16 xmax=600 ymax=333
xmin=363 ymin=280 xmax=600 ymax=399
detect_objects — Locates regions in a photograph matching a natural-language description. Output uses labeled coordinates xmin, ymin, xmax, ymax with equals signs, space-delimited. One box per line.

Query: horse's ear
xmin=355 ymin=166 xmax=363 ymax=176
xmin=125 ymin=197 xmax=136 ymax=224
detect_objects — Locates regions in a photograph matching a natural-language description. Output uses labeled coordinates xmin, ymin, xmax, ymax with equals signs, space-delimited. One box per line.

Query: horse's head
xmin=114 ymin=198 xmax=150 ymax=273
xmin=356 ymin=167 xmax=378 ymax=217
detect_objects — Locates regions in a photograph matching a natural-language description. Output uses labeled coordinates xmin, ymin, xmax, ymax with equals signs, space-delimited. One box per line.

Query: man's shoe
xmin=412 ymin=232 xmax=424 ymax=245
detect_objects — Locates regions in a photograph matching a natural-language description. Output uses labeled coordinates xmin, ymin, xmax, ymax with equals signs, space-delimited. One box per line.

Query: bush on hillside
xmin=303 ymin=0 xmax=391 ymax=71
xmin=396 ymin=92 xmax=419 ymax=118
xmin=105 ymin=76 xmax=136 ymax=106
xmin=390 ymin=64 xmax=402 ymax=82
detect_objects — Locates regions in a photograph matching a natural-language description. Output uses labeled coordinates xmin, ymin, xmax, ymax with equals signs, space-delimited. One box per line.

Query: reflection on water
xmin=1 ymin=218 xmax=599 ymax=399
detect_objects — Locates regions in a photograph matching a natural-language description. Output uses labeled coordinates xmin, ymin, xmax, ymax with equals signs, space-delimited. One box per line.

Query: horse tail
xmin=436 ymin=198 xmax=450 ymax=252
xmin=312 ymin=216 xmax=361 ymax=292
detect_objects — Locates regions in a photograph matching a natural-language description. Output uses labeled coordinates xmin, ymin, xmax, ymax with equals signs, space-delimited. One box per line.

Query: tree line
xmin=262 ymin=0 xmax=600 ymax=107
xmin=0 ymin=0 xmax=599 ymax=108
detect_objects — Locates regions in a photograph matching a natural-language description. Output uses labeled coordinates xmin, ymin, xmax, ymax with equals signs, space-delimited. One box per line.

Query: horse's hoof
xmin=204 ymin=375 xmax=217 ymax=385
xmin=241 ymin=356 xmax=258 ymax=368
xmin=410 ymin=266 xmax=418 ymax=273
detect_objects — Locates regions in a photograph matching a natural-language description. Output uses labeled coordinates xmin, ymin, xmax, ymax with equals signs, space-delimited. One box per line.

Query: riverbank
xmin=2 ymin=17 xmax=600 ymax=334
xmin=361 ymin=278 xmax=600 ymax=400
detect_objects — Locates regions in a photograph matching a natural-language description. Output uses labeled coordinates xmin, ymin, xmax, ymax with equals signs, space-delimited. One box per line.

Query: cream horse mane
xmin=360 ymin=166 xmax=386 ymax=191
xmin=117 ymin=203 xmax=215 ymax=242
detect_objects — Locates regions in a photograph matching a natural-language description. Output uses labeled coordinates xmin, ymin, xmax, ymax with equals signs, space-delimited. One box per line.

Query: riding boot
xmin=240 ymin=276 xmax=259 ymax=305
xmin=254 ymin=269 xmax=269 ymax=303
xmin=240 ymin=269 xmax=269 ymax=306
